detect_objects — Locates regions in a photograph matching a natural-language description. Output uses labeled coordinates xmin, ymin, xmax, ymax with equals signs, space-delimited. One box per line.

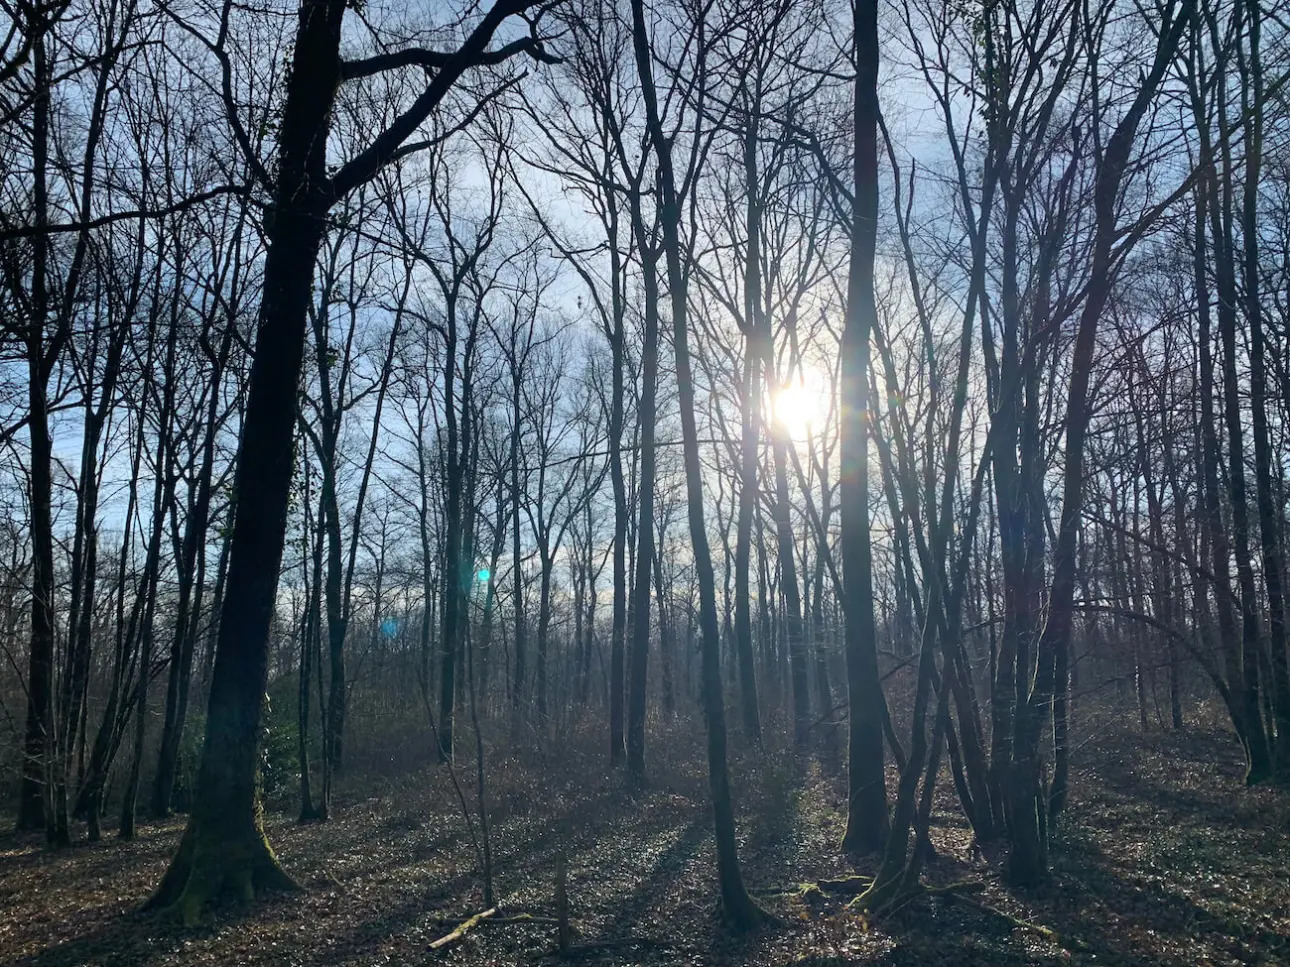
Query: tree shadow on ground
xmin=7 ymin=895 xmax=276 ymax=967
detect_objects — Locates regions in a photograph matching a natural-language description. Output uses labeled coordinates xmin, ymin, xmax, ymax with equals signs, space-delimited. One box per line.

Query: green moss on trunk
xmin=146 ymin=817 xmax=298 ymax=926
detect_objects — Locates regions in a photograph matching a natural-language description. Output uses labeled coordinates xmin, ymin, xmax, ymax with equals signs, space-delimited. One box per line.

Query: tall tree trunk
xmin=154 ymin=318 xmax=234 ymax=818
xmin=839 ymin=0 xmax=889 ymax=856
xmin=76 ymin=401 xmax=147 ymax=840
xmin=770 ymin=425 xmax=809 ymax=746
xmin=654 ymin=514 xmax=675 ymax=719
xmin=145 ymin=0 xmax=345 ymax=918
xmin=1197 ymin=4 xmax=1272 ymax=782
xmin=536 ymin=552 xmax=553 ymax=724
xmin=1193 ymin=183 xmax=1259 ymax=772
xmin=733 ymin=344 xmax=763 ymax=743
xmin=629 ymin=0 xmax=763 ymax=928
xmin=438 ymin=305 xmax=466 ymax=761
xmin=1008 ymin=0 xmax=1193 ymax=884
xmin=298 ymin=463 xmax=325 ymax=822
xmin=511 ymin=364 xmax=527 ymax=723
xmin=121 ymin=285 xmax=182 ymax=839
xmin=626 ymin=247 xmax=660 ymax=777
xmin=607 ymin=261 xmax=628 ymax=762
xmin=16 ymin=30 xmax=55 ymax=838
xmin=1238 ymin=0 xmax=1290 ymax=779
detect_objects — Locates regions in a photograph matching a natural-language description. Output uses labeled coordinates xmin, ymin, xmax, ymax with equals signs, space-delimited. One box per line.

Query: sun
xmin=771 ymin=379 xmax=825 ymax=440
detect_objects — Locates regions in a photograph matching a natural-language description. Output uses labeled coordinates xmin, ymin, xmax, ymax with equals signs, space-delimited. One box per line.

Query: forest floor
xmin=2 ymin=707 xmax=1288 ymax=967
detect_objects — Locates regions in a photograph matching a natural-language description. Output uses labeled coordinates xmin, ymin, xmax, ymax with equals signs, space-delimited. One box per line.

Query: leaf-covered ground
xmin=2 ymin=712 xmax=1287 ymax=966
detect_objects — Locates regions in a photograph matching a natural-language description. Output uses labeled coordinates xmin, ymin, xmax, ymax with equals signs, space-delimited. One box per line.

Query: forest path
xmin=1 ymin=714 xmax=1287 ymax=966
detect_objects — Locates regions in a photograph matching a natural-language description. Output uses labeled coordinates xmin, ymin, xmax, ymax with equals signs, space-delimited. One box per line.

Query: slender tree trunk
xmin=607 ymin=284 xmax=628 ymax=762
xmin=629 ymin=0 xmax=763 ymax=927
xmin=439 ymin=308 xmax=465 ymax=761
xmin=654 ymin=515 xmax=675 ymax=719
xmin=626 ymin=248 xmax=660 ymax=777
xmin=298 ymin=465 xmax=325 ymax=822
xmin=1193 ymin=184 xmax=1258 ymax=770
xmin=733 ymin=343 xmax=763 ymax=743
xmin=840 ymin=0 xmax=889 ymax=856
xmin=1238 ymin=0 xmax=1290 ymax=779
xmin=154 ymin=322 xmax=232 ymax=817
xmin=537 ymin=554 xmax=553 ymax=724
xmin=16 ymin=31 xmax=55 ymax=838
xmin=511 ymin=367 xmax=527 ymax=723
xmin=122 ymin=291 xmax=182 ymax=839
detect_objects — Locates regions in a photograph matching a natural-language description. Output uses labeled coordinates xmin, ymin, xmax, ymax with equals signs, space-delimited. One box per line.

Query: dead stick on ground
xmin=756 ymin=875 xmax=874 ymax=899
xmin=428 ymin=907 xmax=498 ymax=950
xmin=952 ymin=894 xmax=1058 ymax=942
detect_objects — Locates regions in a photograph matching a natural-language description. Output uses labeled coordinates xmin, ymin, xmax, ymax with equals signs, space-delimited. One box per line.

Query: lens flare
xmin=771 ymin=380 xmax=824 ymax=439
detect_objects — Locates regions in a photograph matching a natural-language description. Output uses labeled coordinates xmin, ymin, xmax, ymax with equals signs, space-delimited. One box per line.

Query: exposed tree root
xmin=493 ymin=912 xmax=560 ymax=925
xmin=143 ymin=821 xmax=299 ymax=926
xmin=721 ymin=892 xmax=778 ymax=932
xmin=849 ymin=877 xmax=983 ymax=916
xmin=815 ymin=875 xmax=875 ymax=896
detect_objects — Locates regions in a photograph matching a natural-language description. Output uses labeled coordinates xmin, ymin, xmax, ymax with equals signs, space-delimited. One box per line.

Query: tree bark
xmin=629 ymin=0 xmax=763 ymax=928
xmin=840 ymin=0 xmax=889 ymax=856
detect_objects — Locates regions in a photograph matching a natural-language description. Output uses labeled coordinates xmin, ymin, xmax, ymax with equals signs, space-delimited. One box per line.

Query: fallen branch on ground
xmin=950 ymin=893 xmax=1059 ymax=942
xmin=428 ymin=907 xmax=497 ymax=950
xmin=756 ymin=875 xmax=874 ymax=900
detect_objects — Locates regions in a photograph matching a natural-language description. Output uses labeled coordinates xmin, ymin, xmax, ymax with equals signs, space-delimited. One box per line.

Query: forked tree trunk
xmin=629 ymin=0 xmax=763 ymax=928
xmin=1008 ymin=0 xmax=1193 ymax=885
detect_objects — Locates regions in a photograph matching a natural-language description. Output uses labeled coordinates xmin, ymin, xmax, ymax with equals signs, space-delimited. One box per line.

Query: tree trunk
xmin=146 ymin=0 xmax=346 ymax=918
xmin=1008 ymin=1 xmax=1193 ymax=884
xmin=839 ymin=0 xmax=889 ymax=856
xmin=16 ymin=31 xmax=55 ymax=838
xmin=1238 ymin=0 xmax=1290 ymax=779
xmin=629 ymin=0 xmax=763 ymax=928
xmin=626 ymin=247 xmax=660 ymax=777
